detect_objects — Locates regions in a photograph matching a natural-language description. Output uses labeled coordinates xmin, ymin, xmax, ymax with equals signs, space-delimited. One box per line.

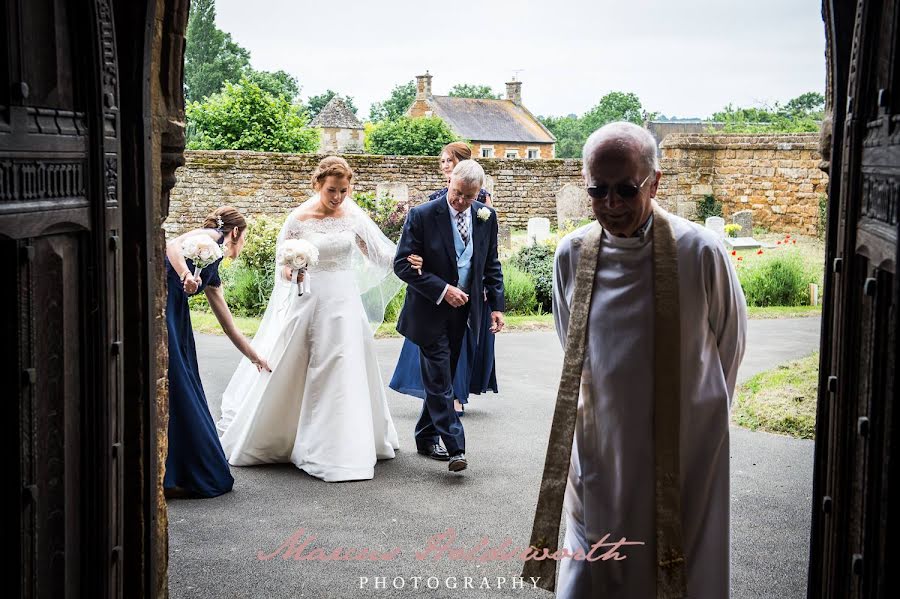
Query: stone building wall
xmin=658 ymin=133 xmax=828 ymax=235
xmin=470 ymin=141 xmax=555 ymax=160
xmin=165 ymin=151 xmax=583 ymax=235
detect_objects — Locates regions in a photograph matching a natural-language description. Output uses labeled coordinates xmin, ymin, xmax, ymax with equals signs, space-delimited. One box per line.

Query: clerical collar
xmin=632 ymin=214 xmax=654 ymax=241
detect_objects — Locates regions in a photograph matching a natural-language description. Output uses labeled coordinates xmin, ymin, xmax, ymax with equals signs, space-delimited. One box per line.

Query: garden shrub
xmin=512 ymin=243 xmax=554 ymax=312
xmin=383 ymin=284 xmax=406 ymax=323
xmin=738 ymin=249 xmax=820 ymax=307
xmin=502 ymin=263 xmax=538 ymax=315
xmin=696 ymin=194 xmax=722 ymax=221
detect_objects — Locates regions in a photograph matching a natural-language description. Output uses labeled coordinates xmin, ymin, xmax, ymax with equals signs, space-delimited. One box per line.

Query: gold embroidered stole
xmin=522 ymin=204 xmax=686 ymax=597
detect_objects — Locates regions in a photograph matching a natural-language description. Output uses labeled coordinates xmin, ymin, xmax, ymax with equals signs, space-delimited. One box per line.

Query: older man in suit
xmin=393 ymin=159 xmax=505 ymax=473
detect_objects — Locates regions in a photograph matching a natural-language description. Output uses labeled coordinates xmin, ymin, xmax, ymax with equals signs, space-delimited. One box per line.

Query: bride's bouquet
xmin=277 ymin=239 xmax=319 ymax=296
xmin=181 ymin=234 xmax=223 ymax=278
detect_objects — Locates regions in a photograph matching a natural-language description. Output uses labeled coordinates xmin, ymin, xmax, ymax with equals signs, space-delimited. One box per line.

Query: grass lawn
xmin=731 ymin=352 xmax=819 ymax=439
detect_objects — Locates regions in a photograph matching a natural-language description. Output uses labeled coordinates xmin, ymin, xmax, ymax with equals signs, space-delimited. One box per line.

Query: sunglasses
xmin=586 ymin=172 xmax=653 ymax=200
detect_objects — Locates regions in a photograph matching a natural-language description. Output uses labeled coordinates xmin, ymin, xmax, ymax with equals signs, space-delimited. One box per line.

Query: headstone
xmin=724 ymin=237 xmax=762 ymax=250
xmin=732 ymin=210 xmax=753 ymax=236
xmin=499 ymin=226 xmax=512 ymax=250
xmin=483 ymin=174 xmax=495 ymax=197
xmin=555 ymin=183 xmax=592 ymax=227
xmin=526 ymin=217 xmax=552 ymax=245
xmin=705 ymin=216 xmax=726 ymax=239
xmin=375 ymin=182 xmax=409 ymax=203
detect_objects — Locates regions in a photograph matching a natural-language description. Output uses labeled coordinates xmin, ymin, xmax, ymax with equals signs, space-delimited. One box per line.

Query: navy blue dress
xmin=389 ymin=188 xmax=499 ymax=404
xmin=163 ymin=241 xmax=234 ymax=497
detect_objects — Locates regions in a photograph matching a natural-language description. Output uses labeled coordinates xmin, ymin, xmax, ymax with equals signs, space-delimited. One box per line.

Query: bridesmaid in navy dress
xmin=389 ymin=142 xmax=499 ymax=415
xmin=164 ymin=206 xmax=272 ymax=498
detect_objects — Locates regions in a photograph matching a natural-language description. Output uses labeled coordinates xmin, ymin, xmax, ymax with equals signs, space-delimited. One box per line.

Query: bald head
xmin=581 ymin=121 xmax=660 ymax=237
xmin=582 ymin=121 xmax=659 ymax=175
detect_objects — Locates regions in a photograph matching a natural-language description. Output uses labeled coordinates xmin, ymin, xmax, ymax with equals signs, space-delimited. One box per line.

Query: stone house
xmin=309 ymin=96 xmax=364 ymax=154
xmin=406 ymin=72 xmax=556 ymax=159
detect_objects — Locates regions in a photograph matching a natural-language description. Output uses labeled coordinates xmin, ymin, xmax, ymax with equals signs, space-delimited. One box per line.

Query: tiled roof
xmin=309 ymin=97 xmax=364 ymax=129
xmin=428 ymin=96 xmax=555 ymax=144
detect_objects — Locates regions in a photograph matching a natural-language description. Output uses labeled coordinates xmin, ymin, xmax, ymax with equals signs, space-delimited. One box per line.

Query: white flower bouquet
xmin=477 ymin=207 xmax=491 ymax=221
xmin=277 ymin=239 xmax=319 ymax=296
xmin=181 ymin=234 xmax=223 ymax=277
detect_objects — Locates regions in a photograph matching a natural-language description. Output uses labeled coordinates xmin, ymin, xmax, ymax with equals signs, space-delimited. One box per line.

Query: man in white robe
xmin=551 ymin=122 xmax=747 ymax=597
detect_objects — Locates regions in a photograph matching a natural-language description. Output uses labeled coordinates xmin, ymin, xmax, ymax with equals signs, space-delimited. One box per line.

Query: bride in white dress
xmin=217 ymin=156 xmax=403 ymax=482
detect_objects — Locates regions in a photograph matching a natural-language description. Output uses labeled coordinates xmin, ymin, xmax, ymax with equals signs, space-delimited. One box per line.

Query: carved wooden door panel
xmin=810 ymin=0 xmax=898 ymax=597
xmin=1 ymin=0 xmax=123 ymax=597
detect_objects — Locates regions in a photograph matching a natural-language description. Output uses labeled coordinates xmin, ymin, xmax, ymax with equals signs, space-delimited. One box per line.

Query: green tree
xmin=365 ymin=116 xmax=458 ymax=156
xmin=539 ymin=115 xmax=584 ymax=159
xmin=369 ymin=81 xmax=416 ymax=122
xmin=581 ymin=91 xmax=645 ymax=133
xmin=539 ymin=91 xmax=650 ymax=158
xmin=184 ymin=0 xmax=251 ymax=103
xmin=307 ymin=90 xmax=357 ymax=120
xmin=710 ymin=92 xmax=824 ymax=133
xmin=448 ymin=83 xmax=500 ymax=99
xmin=186 ymin=76 xmax=319 ymax=153
xmin=245 ymin=69 xmax=300 ymax=101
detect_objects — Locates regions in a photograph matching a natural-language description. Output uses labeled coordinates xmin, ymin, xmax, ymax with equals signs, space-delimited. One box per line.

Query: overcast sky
xmin=214 ymin=0 xmax=826 ymax=120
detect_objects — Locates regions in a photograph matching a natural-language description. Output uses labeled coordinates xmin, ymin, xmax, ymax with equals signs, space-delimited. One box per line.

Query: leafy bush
xmin=240 ymin=215 xmax=281 ymax=272
xmin=737 ymin=249 xmax=820 ymax=307
xmin=365 ymin=116 xmax=458 ymax=156
xmin=696 ymin=194 xmax=722 ymax=221
xmin=354 ymin=191 xmax=409 ymax=242
xmin=502 ymin=263 xmax=538 ymax=315
xmin=383 ymin=285 xmax=407 ymax=323
xmin=186 ymin=76 xmax=319 ymax=153
xmin=222 ymin=263 xmax=273 ymax=316
xmin=512 ymin=243 xmax=555 ymax=312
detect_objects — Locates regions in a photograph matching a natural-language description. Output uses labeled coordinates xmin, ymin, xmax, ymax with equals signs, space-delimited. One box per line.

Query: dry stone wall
xmin=166 ymin=151 xmax=583 ymax=235
xmin=658 ymin=133 xmax=828 ymax=235
xmin=167 ymin=134 xmax=828 ymax=237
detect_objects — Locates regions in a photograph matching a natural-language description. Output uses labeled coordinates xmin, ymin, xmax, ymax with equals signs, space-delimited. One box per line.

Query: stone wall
xmin=167 ymin=133 xmax=827 ymax=238
xmin=166 ymin=151 xmax=583 ymax=235
xmin=658 ymin=133 xmax=828 ymax=235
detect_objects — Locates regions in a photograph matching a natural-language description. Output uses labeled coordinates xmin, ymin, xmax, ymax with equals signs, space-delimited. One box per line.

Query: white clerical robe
xmin=552 ymin=213 xmax=747 ymax=598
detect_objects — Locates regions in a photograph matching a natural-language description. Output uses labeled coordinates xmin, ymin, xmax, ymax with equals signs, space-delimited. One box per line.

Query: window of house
xmin=527 ymin=148 xmax=540 ymax=159
xmin=481 ymin=146 xmax=494 ymax=158
xmin=505 ymin=149 xmax=519 ymax=159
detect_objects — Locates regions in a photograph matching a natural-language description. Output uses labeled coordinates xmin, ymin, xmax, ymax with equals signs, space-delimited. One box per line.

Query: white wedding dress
xmin=217 ymin=200 xmax=401 ymax=482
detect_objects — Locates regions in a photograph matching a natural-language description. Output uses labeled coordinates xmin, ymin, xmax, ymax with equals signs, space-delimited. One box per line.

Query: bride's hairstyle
xmin=311 ymin=156 xmax=354 ymax=188
xmin=442 ymin=141 xmax=472 ymax=162
xmin=202 ymin=206 xmax=247 ymax=233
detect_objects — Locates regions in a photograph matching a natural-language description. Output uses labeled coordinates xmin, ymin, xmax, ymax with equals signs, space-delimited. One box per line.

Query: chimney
xmin=506 ymin=79 xmax=522 ymax=105
xmin=416 ymin=71 xmax=433 ymax=101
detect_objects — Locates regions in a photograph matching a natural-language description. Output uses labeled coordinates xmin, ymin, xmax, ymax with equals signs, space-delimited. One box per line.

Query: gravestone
xmin=555 ymin=183 xmax=592 ymax=227
xmin=705 ymin=216 xmax=726 ymax=239
xmin=732 ymin=210 xmax=753 ymax=236
xmin=499 ymin=226 xmax=512 ymax=250
xmin=724 ymin=237 xmax=762 ymax=250
xmin=527 ymin=217 xmax=551 ymax=245
xmin=375 ymin=182 xmax=409 ymax=202
xmin=483 ymin=174 xmax=495 ymax=197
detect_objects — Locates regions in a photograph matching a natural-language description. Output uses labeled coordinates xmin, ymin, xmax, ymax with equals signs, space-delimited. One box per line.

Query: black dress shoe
xmin=417 ymin=444 xmax=450 ymax=461
xmin=448 ymin=453 xmax=468 ymax=472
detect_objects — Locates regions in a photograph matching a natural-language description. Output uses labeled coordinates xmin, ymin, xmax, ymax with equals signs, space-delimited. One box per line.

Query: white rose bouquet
xmin=277 ymin=239 xmax=319 ymax=296
xmin=180 ymin=234 xmax=223 ymax=278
